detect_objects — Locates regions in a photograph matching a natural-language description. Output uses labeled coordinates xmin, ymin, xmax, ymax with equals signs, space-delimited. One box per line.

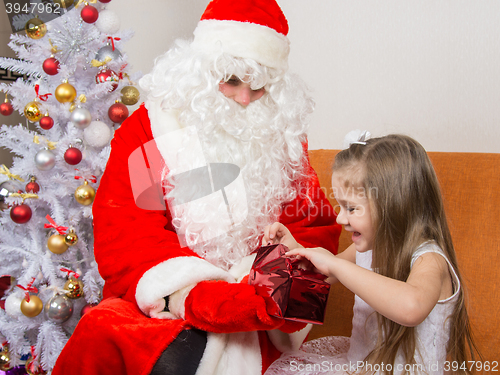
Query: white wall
xmin=279 ymin=0 xmax=500 ymax=153
xmin=74 ymin=1 xmax=500 ymax=153
xmin=107 ymin=0 xmax=207 ymax=77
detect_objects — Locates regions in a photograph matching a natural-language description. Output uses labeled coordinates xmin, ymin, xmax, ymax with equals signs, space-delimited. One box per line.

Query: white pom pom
xmin=5 ymin=293 xmax=24 ymax=318
xmin=95 ymin=10 xmax=120 ymax=35
xmin=84 ymin=120 xmax=112 ymax=148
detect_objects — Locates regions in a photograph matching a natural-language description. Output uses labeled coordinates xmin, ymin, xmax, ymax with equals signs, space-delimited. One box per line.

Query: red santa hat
xmin=192 ymin=0 xmax=290 ymax=72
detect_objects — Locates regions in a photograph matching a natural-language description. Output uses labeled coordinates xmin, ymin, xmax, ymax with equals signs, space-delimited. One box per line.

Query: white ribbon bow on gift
xmin=342 ymin=129 xmax=371 ymax=149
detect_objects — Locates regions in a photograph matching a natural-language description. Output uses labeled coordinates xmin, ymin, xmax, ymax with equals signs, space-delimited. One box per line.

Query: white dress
xmin=264 ymin=242 xmax=460 ymax=375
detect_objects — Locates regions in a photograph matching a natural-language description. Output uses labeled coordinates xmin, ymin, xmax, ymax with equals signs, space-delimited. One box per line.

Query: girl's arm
xmin=262 ymin=223 xmax=356 ymax=284
xmin=286 ymin=248 xmax=451 ymax=327
xmin=307 ymin=244 xmax=356 ymax=284
xmin=278 ymin=244 xmax=356 ymax=284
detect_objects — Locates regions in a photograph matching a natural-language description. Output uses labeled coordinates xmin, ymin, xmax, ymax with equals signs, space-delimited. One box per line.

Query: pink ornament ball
xmin=98 ymin=0 xmax=112 ymax=2
xmin=81 ymin=4 xmax=99 ymax=23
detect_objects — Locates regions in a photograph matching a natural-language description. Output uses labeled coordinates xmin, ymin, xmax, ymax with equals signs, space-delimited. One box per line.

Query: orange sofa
xmin=307 ymin=150 xmax=500 ymax=364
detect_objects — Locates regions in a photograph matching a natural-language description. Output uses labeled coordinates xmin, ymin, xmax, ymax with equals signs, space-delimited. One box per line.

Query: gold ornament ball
xmin=53 ymin=0 xmax=74 ymax=8
xmin=20 ymin=295 xmax=43 ymax=317
xmin=64 ymin=278 xmax=84 ymax=299
xmin=120 ymin=86 xmax=140 ymax=106
xmin=74 ymin=181 xmax=95 ymax=206
xmin=25 ymin=355 xmax=47 ymax=375
xmin=25 ymin=18 xmax=47 ymax=39
xmin=55 ymin=82 xmax=77 ymax=103
xmin=64 ymin=229 xmax=78 ymax=246
xmin=24 ymin=101 xmax=42 ymax=122
xmin=47 ymin=233 xmax=69 ymax=254
xmin=0 ymin=347 xmax=11 ymax=371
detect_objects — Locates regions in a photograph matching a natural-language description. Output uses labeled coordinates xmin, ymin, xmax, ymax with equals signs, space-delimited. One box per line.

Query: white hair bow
xmin=342 ymin=129 xmax=371 ymax=149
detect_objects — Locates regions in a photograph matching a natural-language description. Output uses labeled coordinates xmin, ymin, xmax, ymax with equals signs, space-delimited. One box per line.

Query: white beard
xmin=164 ymin=92 xmax=306 ymax=270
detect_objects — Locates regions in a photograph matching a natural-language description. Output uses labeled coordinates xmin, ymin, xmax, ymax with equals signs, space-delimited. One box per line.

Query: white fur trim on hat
xmin=192 ymin=19 xmax=290 ymax=72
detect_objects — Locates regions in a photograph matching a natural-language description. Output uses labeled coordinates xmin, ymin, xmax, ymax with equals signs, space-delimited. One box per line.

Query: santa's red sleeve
xmin=279 ymin=143 xmax=341 ymax=253
xmin=92 ymin=105 xmax=287 ymax=324
xmin=93 ymin=104 xmax=240 ymax=320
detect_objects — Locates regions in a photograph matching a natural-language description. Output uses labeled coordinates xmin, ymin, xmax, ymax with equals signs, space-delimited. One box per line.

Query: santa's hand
xmin=184 ymin=280 xmax=284 ymax=333
xmin=262 ymin=222 xmax=303 ymax=250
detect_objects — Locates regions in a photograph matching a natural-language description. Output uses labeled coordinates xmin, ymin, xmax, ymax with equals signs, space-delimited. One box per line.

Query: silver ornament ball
xmin=0 ymin=188 xmax=9 ymax=205
xmin=0 ymin=180 xmax=21 ymax=207
xmin=45 ymin=294 xmax=74 ymax=323
xmin=95 ymin=45 xmax=122 ymax=63
xmin=35 ymin=149 xmax=56 ymax=171
xmin=71 ymin=107 xmax=92 ymax=129
xmin=0 ymin=180 xmax=22 ymax=195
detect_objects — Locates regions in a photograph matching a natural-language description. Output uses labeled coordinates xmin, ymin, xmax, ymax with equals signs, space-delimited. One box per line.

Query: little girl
xmin=263 ymin=133 xmax=479 ymax=375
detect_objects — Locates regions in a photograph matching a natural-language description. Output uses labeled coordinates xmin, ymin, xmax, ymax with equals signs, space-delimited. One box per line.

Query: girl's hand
xmin=285 ymin=247 xmax=336 ymax=279
xmin=262 ymin=222 xmax=303 ymax=250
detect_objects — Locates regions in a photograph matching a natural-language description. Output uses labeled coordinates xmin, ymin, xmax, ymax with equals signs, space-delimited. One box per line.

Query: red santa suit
xmin=52 ymin=103 xmax=340 ymax=375
xmin=53 ymin=1 xmax=341 ymax=374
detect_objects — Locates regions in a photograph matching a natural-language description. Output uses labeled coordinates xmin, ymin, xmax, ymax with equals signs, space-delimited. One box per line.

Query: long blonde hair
xmin=333 ymin=134 xmax=480 ymax=374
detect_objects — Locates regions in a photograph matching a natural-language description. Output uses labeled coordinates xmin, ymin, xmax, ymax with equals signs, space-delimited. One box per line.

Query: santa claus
xmin=52 ymin=0 xmax=341 ymax=374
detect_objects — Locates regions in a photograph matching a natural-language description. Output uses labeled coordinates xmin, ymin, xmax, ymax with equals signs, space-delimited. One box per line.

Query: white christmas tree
xmin=0 ymin=1 xmax=140 ymax=373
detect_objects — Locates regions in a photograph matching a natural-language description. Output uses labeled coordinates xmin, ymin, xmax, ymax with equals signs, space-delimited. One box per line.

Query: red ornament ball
xmin=80 ymin=303 xmax=98 ymax=317
xmin=39 ymin=115 xmax=54 ymax=130
xmin=10 ymin=203 xmax=32 ymax=224
xmin=42 ymin=57 xmax=60 ymax=75
xmin=25 ymin=180 xmax=40 ymax=194
xmin=81 ymin=4 xmax=99 ymax=23
xmin=96 ymin=69 xmax=119 ymax=92
xmin=98 ymin=0 xmax=112 ymax=2
xmin=108 ymin=102 xmax=129 ymax=124
xmin=64 ymin=147 xmax=83 ymax=165
xmin=0 ymin=102 xmax=14 ymax=116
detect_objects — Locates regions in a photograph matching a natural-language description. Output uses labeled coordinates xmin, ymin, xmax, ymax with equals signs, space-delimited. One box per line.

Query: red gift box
xmin=248 ymin=244 xmax=330 ymax=324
